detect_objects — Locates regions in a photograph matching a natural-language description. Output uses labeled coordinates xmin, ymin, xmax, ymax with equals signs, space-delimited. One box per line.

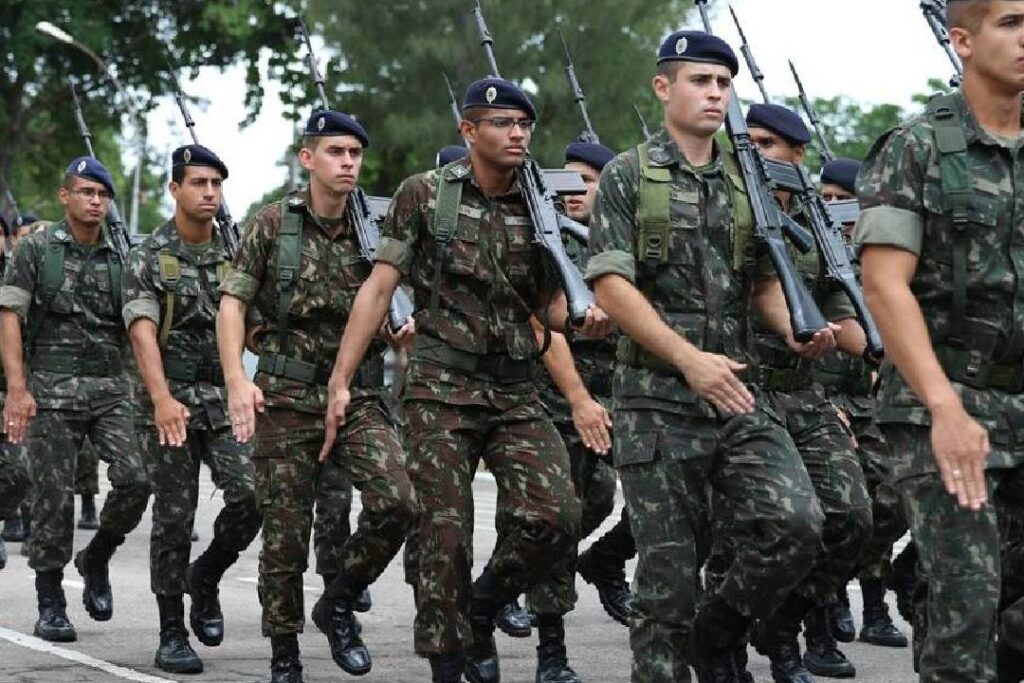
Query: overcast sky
xmin=141 ymin=0 xmax=958 ymax=215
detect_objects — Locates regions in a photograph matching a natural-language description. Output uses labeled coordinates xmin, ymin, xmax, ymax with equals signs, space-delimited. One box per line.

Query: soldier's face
xmin=58 ymin=177 xmax=108 ymax=228
xmin=169 ymin=166 xmax=223 ymax=222
xmin=748 ymin=127 xmax=805 ymax=165
xmin=461 ymin=107 xmax=533 ymax=171
xmin=654 ymin=62 xmax=731 ymax=138
xmin=563 ymin=161 xmax=600 ymax=222
xmin=953 ymin=2 xmax=1024 ymax=91
xmin=821 ymin=182 xmax=855 ymax=202
xmin=300 ymin=135 xmax=364 ymax=196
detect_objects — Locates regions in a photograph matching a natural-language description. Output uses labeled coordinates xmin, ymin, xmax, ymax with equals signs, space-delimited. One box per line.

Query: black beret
xmin=462 ymin=77 xmax=537 ymax=120
xmin=17 ymin=213 xmax=38 ymax=228
xmin=821 ymin=158 xmax=862 ymax=195
xmin=564 ymin=141 xmax=615 ymax=172
xmin=436 ymin=145 xmax=467 ymax=168
xmin=172 ymin=144 xmax=229 ymax=180
xmin=746 ymin=103 xmax=811 ymax=146
xmin=65 ymin=156 xmax=115 ymax=197
xmin=657 ymin=30 xmax=739 ymax=76
xmin=304 ymin=110 xmax=370 ymax=148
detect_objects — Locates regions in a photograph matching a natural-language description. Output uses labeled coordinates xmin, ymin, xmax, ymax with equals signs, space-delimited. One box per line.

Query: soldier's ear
xmin=652 ymin=74 xmax=670 ymax=105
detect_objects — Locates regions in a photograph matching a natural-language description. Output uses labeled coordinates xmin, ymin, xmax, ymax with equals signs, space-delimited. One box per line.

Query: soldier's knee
xmin=522 ymin=520 xmax=574 ymax=557
xmin=779 ymin=496 xmax=825 ymax=560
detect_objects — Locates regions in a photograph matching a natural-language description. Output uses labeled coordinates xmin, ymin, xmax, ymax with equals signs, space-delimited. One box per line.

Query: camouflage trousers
xmin=616 ymin=404 xmax=824 ymax=683
xmin=849 ymin=416 xmax=907 ymax=584
xmin=405 ymin=396 xmax=581 ymax=655
xmin=0 ymin=439 xmax=30 ymax=521
xmin=139 ymin=423 xmax=261 ymax=596
xmin=253 ymin=400 xmax=415 ymax=637
xmin=312 ymin=460 xmax=354 ymax=578
xmin=75 ymin=440 xmax=100 ymax=496
xmin=26 ymin=407 xmax=150 ymax=571
xmin=887 ymin=425 xmax=1024 ymax=683
xmin=522 ymin=415 xmax=616 ymax=616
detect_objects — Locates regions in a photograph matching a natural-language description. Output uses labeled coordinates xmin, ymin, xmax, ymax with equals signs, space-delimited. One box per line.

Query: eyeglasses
xmin=70 ymin=188 xmax=112 ymax=201
xmin=469 ymin=117 xmax=536 ymax=132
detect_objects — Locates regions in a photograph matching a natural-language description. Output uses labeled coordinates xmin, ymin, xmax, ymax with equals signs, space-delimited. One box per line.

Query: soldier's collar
xmin=645 ymin=128 xmax=723 ymax=175
xmin=440 ymin=158 xmax=473 ymax=183
xmin=50 ymin=220 xmax=73 ymax=243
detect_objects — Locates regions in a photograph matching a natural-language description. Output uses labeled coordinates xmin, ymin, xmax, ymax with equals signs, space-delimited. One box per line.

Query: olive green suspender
xmin=154 ymin=246 xmax=231 ymax=348
xmin=27 ymin=223 xmax=122 ymax=350
xmin=430 ymin=171 xmax=464 ymax=314
xmin=275 ymin=198 xmax=305 ymax=355
xmin=926 ymin=94 xmax=972 ymax=342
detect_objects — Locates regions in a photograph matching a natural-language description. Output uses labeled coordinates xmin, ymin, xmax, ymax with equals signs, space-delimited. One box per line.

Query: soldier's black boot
xmin=466 ymin=571 xmax=502 ymax=683
xmin=74 ymin=529 xmax=122 ymax=621
xmin=535 ymin=615 xmax=582 ymax=683
xmin=998 ymin=640 xmax=1024 ymax=683
xmin=34 ymin=570 xmax=76 ymax=642
xmin=430 ymin=652 xmax=466 ymax=683
xmin=186 ymin=540 xmax=238 ymax=646
xmin=761 ymin=598 xmax=815 ymax=683
xmin=311 ymin=575 xmax=371 ymax=676
xmin=858 ymin=579 xmax=907 ymax=647
xmin=2 ymin=514 xmax=27 ymax=542
xmin=890 ymin=541 xmax=918 ymax=623
xmin=576 ymin=517 xmax=634 ymax=627
xmin=269 ymin=633 xmax=304 ymax=683
xmin=77 ymin=494 xmax=99 ymax=530
xmin=0 ymin=537 xmax=6 ymax=570
xmin=154 ymin=595 xmax=203 ymax=674
xmin=829 ymin=586 xmax=855 ymax=643
xmin=803 ymin=605 xmax=855 ymax=678
xmin=692 ymin=594 xmax=753 ymax=683
xmin=495 ymin=597 xmax=533 ymax=638
xmin=20 ymin=531 xmax=32 ymax=556
xmin=321 ymin=572 xmax=373 ymax=614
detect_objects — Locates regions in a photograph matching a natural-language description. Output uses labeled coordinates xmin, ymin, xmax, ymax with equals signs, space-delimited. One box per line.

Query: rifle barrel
xmin=472 ymin=1 xmax=501 ymax=77
xmin=788 ymin=60 xmax=835 ymax=164
xmin=729 ymin=6 xmax=770 ymax=103
xmin=557 ymin=28 xmax=599 ymax=143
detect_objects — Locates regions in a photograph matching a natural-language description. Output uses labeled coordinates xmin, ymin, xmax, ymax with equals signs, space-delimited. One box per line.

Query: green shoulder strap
xmin=156 ymin=251 xmax=181 ymax=348
xmin=926 ymin=93 xmax=971 ymax=340
xmin=276 ymin=197 xmax=304 ymax=352
xmin=636 ymin=143 xmax=672 ymax=273
xmin=721 ymin=150 xmax=755 ymax=272
xmin=26 ymin=224 xmax=68 ymax=350
xmin=430 ymin=168 xmax=464 ymax=314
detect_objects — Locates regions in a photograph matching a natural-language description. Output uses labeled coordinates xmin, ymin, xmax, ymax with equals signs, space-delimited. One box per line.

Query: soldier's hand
xmin=227 ymin=378 xmax=264 ymax=444
xmin=576 ymin=305 xmax=615 ymax=339
xmin=788 ymin=323 xmax=841 ymax=360
xmin=571 ymin=396 xmax=612 ymax=455
xmin=154 ymin=394 xmax=190 ymax=448
xmin=930 ymin=402 xmax=990 ymax=510
xmin=382 ymin=316 xmax=416 ymax=352
xmin=679 ymin=352 xmax=754 ymax=415
xmin=320 ymin=381 xmax=352 ymax=463
xmin=4 ymin=387 xmax=36 ymax=444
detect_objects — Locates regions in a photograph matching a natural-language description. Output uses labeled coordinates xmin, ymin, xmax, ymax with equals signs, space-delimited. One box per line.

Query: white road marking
xmin=0 ymin=626 xmax=176 ymax=683
xmin=62 ymin=580 xmax=84 ymax=589
xmin=235 ymin=576 xmax=321 ymax=593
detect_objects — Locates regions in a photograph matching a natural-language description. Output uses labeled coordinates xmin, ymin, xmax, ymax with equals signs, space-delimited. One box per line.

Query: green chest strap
xmin=276 ymin=198 xmax=304 ymax=353
xmin=637 ymin=143 xmax=672 ymax=274
xmin=154 ymin=247 xmax=230 ymax=348
xmin=430 ymin=171 xmax=465 ymax=314
xmin=926 ymin=94 xmax=972 ymax=341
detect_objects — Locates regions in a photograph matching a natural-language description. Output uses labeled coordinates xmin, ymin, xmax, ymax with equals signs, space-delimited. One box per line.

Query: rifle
xmin=727 ymin=6 xmax=883 ymax=356
xmin=728 ymin=6 xmax=769 ymax=103
xmin=470 ymin=1 xmax=594 ymax=325
xmin=556 ymin=29 xmax=599 ymax=144
xmin=293 ymin=17 xmax=413 ymax=332
xmin=1 ymin=184 xmax=17 ymax=264
xmin=692 ymin=1 xmax=825 ymax=342
xmin=68 ymin=78 xmax=131 ymax=261
xmin=921 ymin=0 xmax=962 ymax=86
xmin=788 ymin=60 xmax=835 ymax=164
xmin=166 ymin=60 xmax=241 ymax=258
xmin=633 ymin=104 xmax=653 ymax=140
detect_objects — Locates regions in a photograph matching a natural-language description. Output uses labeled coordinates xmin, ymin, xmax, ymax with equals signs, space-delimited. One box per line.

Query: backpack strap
xmin=637 ymin=143 xmax=672 ymax=274
xmin=926 ymin=93 xmax=971 ymax=341
xmin=276 ymin=196 xmax=305 ymax=353
xmin=26 ymin=224 xmax=68 ymax=351
xmin=430 ymin=164 xmax=466 ymax=314
xmin=156 ymin=251 xmax=181 ymax=348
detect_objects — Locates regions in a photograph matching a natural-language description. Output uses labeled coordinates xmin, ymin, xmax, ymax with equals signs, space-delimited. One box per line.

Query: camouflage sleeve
xmin=586 ymin=152 xmax=638 ymax=284
xmin=375 ymin=174 xmax=426 ymax=276
xmin=0 ymin=234 xmax=41 ymax=319
xmin=853 ymin=126 xmax=927 ymax=256
xmin=220 ymin=203 xmax=278 ymax=303
xmin=121 ymin=245 xmax=161 ymax=330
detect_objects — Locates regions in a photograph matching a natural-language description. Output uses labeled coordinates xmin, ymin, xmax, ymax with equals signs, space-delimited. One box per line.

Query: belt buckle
xmin=271 ymin=354 xmax=288 ymax=376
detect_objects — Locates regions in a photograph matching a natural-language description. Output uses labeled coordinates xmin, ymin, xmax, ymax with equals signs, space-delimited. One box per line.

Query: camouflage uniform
xmin=220 ymin=188 xmax=416 ymax=636
xmin=854 ymin=90 xmax=1024 ymax=682
xmin=122 ymin=219 xmax=261 ymax=596
xmin=374 ymin=158 xmax=582 ymax=655
xmin=0 ymin=221 xmax=150 ymax=571
xmin=75 ymin=440 xmax=100 ymax=497
xmin=0 ymin=257 xmax=30 ymax=525
xmin=586 ymin=129 xmax=824 ymax=682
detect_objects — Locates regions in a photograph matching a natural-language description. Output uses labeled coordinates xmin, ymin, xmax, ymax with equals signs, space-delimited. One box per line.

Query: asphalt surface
xmin=0 ymin=465 xmax=918 ymax=683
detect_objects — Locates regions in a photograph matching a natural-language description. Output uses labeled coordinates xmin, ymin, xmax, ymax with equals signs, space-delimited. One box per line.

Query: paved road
xmin=0 ymin=465 xmax=918 ymax=682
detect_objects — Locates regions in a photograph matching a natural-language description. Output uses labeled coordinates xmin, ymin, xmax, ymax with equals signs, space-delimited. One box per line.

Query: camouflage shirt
xmin=585 ymin=128 xmax=758 ymax=417
xmin=0 ymin=219 xmax=129 ymax=410
xmin=855 ymin=89 xmax=1024 ymax=471
xmin=220 ymin=188 xmax=386 ymax=414
xmin=123 ymin=219 xmax=232 ymax=429
xmin=375 ymin=158 xmax=558 ymax=361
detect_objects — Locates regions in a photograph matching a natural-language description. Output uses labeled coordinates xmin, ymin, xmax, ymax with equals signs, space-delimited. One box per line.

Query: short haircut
xmin=301 ymin=135 xmax=322 ymax=152
xmin=171 ymin=164 xmax=222 ymax=185
xmin=947 ymin=0 xmax=993 ymax=33
xmin=62 ymin=173 xmax=78 ymax=191
xmin=656 ymin=61 xmax=685 ymax=83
